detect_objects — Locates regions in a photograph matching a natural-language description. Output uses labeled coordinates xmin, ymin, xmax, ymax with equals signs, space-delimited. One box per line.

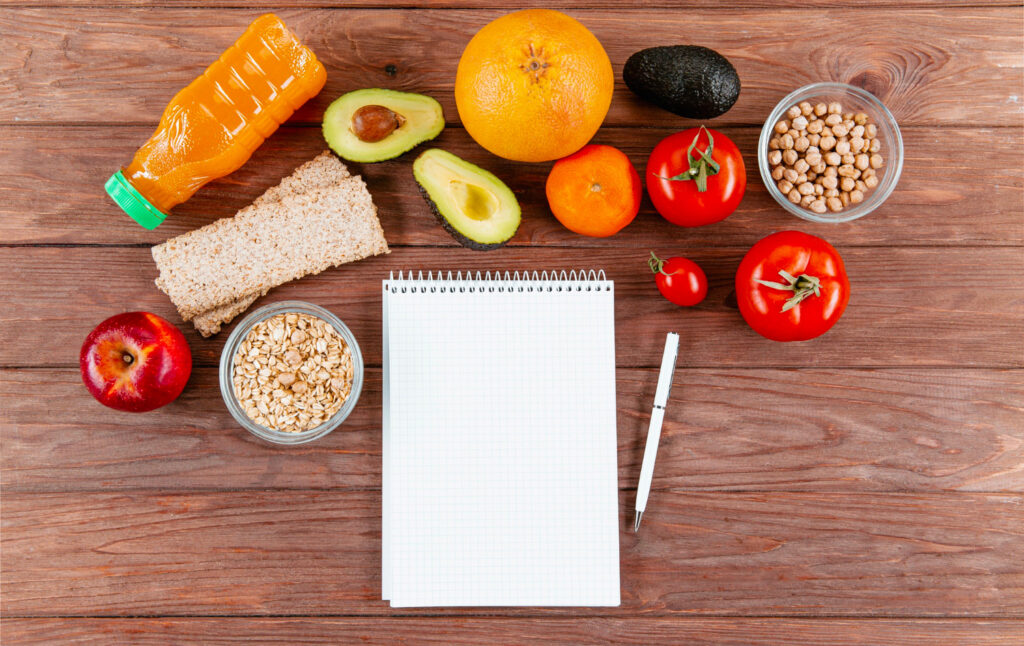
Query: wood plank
xmin=2 ymin=9 xmax=1021 ymax=127
xmin=2 ymin=125 xmax=1021 ymax=247
xmin=2 ymin=490 xmax=1021 ymax=616
xmin=4 ymin=617 xmax=1024 ymax=646
xmin=1 ymin=246 xmax=1021 ymax=369
xmin=3 ymin=368 xmax=1022 ymax=493
xmin=3 ymin=0 xmax=1019 ymax=7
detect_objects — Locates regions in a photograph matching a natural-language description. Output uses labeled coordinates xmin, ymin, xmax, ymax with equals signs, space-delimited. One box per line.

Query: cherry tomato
xmin=649 ymin=252 xmax=708 ymax=306
xmin=735 ymin=231 xmax=850 ymax=342
xmin=646 ymin=126 xmax=746 ymax=227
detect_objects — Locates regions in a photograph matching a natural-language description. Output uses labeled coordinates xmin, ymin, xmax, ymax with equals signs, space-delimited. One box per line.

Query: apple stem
xmin=122 ymin=353 xmax=134 ymax=365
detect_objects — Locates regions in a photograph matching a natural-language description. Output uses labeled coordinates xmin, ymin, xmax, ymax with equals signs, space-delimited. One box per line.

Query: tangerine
xmin=455 ymin=9 xmax=614 ymax=162
xmin=545 ymin=144 xmax=641 ymax=237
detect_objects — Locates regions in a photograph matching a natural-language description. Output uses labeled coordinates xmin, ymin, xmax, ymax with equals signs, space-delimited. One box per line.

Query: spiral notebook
xmin=382 ymin=270 xmax=620 ymax=607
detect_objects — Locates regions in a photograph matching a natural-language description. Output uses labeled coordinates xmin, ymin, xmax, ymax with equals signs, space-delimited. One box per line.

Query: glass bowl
xmin=758 ymin=82 xmax=903 ymax=223
xmin=219 ymin=301 xmax=364 ymax=445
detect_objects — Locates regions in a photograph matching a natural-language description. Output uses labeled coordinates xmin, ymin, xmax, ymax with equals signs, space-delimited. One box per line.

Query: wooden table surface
xmin=2 ymin=1 xmax=1023 ymax=644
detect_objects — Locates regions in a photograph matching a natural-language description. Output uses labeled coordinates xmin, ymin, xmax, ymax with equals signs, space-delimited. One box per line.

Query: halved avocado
xmin=413 ymin=149 xmax=521 ymax=251
xmin=323 ymin=89 xmax=444 ymax=163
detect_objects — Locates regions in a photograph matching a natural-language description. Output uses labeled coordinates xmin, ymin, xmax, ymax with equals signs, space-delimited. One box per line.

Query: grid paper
xmin=382 ymin=274 xmax=620 ymax=607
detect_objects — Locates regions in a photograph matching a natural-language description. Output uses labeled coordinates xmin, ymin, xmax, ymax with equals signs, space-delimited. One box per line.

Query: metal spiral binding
xmin=383 ymin=270 xmax=611 ymax=294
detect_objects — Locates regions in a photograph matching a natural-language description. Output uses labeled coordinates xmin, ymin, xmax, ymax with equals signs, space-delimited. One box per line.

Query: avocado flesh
xmin=323 ymin=89 xmax=444 ymax=163
xmin=413 ymin=149 xmax=521 ymax=251
xmin=623 ymin=45 xmax=740 ymax=119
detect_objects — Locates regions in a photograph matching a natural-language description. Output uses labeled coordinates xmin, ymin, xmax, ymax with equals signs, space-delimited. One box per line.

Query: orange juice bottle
xmin=105 ymin=14 xmax=326 ymax=229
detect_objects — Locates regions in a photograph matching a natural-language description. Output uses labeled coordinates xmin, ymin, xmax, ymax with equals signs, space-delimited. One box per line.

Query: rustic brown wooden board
xmin=2 ymin=490 xmax=1021 ymax=617
xmin=3 ymin=368 xmax=1022 ymax=493
xmin=3 ymin=0 xmax=1019 ymax=6
xmin=5 ymin=617 xmax=1024 ymax=645
xmin=2 ymin=9 xmax=1022 ymax=127
xmin=3 ymin=125 xmax=1021 ymax=247
xmin=2 ymin=246 xmax=1021 ymax=369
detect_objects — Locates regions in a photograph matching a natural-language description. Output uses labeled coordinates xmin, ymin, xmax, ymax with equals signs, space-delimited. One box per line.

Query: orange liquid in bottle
xmin=111 ymin=14 xmax=326 ymax=223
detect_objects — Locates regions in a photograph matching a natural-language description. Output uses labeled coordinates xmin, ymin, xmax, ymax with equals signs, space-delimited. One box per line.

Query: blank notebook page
xmin=382 ymin=272 xmax=620 ymax=607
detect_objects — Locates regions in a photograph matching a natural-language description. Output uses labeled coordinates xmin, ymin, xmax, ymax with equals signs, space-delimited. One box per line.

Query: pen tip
xmin=633 ymin=511 xmax=643 ymax=532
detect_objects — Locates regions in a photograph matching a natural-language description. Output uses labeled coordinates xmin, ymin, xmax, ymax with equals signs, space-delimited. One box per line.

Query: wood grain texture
xmin=3 ymin=0 xmax=1020 ymax=6
xmin=3 ymin=368 xmax=1022 ymax=493
xmin=2 ymin=490 xmax=1022 ymax=617
xmin=2 ymin=125 xmax=1021 ymax=247
xmin=2 ymin=246 xmax=1021 ymax=369
xmin=2 ymin=8 xmax=1022 ymax=126
xmin=4 ymin=617 xmax=1024 ymax=646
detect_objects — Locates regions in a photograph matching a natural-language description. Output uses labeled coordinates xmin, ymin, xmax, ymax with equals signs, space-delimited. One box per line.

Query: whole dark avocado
xmin=623 ymin=45 xmax=740 ymax=119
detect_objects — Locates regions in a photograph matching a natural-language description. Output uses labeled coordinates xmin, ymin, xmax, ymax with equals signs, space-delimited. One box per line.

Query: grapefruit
xmin=455 ymin=10 xmax=614 ymax=162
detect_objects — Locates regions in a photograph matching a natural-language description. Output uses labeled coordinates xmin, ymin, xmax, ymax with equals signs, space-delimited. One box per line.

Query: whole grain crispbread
xmin=187 ymin=152 xmax=353 ymax=336
xmin=151 ymin=153 xmax=388 ymax=333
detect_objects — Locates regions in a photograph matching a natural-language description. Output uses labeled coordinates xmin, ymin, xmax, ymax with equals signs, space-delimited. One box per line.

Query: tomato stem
xmin=653 ymin=125 xmax=721 ymax=192
xmin=649 ymin=251 xmax=681 ymax=276
xmin=756 ymin=269 xmax=823 ymax=312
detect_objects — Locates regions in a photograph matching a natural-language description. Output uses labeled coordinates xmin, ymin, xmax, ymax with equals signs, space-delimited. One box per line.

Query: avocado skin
xmin=415 ymin=184 xmax=512 ymax=252
xmin=623 ymin=46 xmax=740 ymax=119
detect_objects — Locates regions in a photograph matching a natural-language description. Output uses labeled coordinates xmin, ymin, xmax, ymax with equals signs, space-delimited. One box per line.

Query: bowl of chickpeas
xmin=759 ymin=82 xmax=903 ymax=223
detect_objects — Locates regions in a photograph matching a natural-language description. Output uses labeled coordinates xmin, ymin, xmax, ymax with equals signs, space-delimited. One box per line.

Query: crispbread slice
xmin=153 ymin=174 xmax=388 ymax=322
xmin=186 ymin=152 xmax=351 ymax=336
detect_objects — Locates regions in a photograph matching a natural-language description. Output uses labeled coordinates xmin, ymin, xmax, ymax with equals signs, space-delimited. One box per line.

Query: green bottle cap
xmin=104 ymin=171 xmax=167 ymax=230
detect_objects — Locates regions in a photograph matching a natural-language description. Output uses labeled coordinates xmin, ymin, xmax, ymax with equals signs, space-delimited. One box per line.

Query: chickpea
xmin=782 ymin=149 xmax=799 ymax=166
xmin=828 ymin=102 xmax=842 ymax=114
xmin=821 ymin=126 xmax=833 ymax=138
xmin=794 ymin=158 xmax=810 ymax=174
xmin=782 ymin=133 xmax=795 ymax=149
xmin=822 ymin=175 xmax=838 ymax=190
xmin=869 ymin=139 xmax=881 ymax=153
xmin=831 ymin=123 xmax=849 ymax=137
xmin=864 ymin=174 xmax=880 ymax=189
xmin=870 ymin=154 xmax=885 ymax=169
xmin=814 ymin=103 xmax=828 ymax=116
xmin=854 ymin=154 xmax=870 ymax=171
xmin=819 ymin=136 xmax=837 ymax=151
xmin=843 ymin=112 xmax=854 ymax=121
xmin=772 ymin=165 xmax=786 ymax=181
xmin=841 ymin=153 xmax=855 ymax=165
xmin=768 ymin=150 xmax=782 ymax=165
xmin=801 ymin=194 xmax=816 ymax=207
xmin=824 ymin=166 xmax=838 ymax=177
xmin=799 ymin=101 xmax=814 ymax=115
xmin=786 ymin=106 xmax=802 ymax=120
xmin=796 ymin=172 xmax=808 ymax=184
xmin=775 ymin=120 xmax=790 ymax=134
xmin=850 ymin=125 xmax=865 ymax=138
xmin=824 ymin=151 xmax=841 ymax=166
xmin=769 ymin=137 xmax=781 ymax=150
xmin=855 ymin=180 xmax=868 ymax=192
xmin=850 ymin=189 xmax=865 ymax=204
xmin=797 ymin=181 xmax=815 ymax=196
xmin=824 ymin=188 xmax=839 ymax=198
xmin=854 ymin=113 xmax=868 ymax=125
xmin=783 ymin=168 xmax=799 ymax=183
xmin=809 ymin=198 xmax=828 ymax=214
xmin=795 ymin=136 xmax=811 ymax=152
xmin=825 ymin=113 xmax=842 ymax=126
xmin=838 ymin=164 xmax=859 ymax=178
xmin=840 ymin=191 xmax=851 ymax=207
xmin=849 ymin=137 xmax=865 ymax=153
xmin=861 ymin=168 xmax=876 ymax=180
xmin=807 ymin=119 xmax=824 ymax=134
xmin=778 ymin=179 xmax=794 ymax=194
xmin=834 ymin=140 xmax=851 ymax=155
xmin=792 ymin=116 xmax=809 ymax=131
xmin=827 ymin=197 xmax=843 ymax=212
xmin=840 ymin=177 xmax=855 ymax=192
xmin=788 ymin=188 xmax=802 ymax=203
xmin=814 ymin=183 xmax=824 ymax=195
xmin=811 ymin=161 xmax=827 ymax=174
xmin=866 ymin=123 xmax=878 ymax=138
xmin=805 ymin=152 xmax=823 ymax=166
xmin=808 ymin=133 xmax=821 ymax=146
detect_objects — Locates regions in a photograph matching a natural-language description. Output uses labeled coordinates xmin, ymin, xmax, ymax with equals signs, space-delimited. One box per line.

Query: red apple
xmin=79 ymin=312 xmax=192 ymax=412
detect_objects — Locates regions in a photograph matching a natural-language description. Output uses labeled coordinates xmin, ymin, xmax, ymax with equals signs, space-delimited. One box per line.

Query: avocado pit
xmin=351 ymin=104 xmax=406 ymax=143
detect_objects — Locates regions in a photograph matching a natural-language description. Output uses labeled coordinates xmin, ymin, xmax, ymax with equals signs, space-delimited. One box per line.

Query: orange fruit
xmin=455 ymin=9 xmax=614 ymax=163
xmin=545 ymin=144 xmax=641 ymax=237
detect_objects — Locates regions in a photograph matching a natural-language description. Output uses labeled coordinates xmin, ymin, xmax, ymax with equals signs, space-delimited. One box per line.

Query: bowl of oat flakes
xmin=759 ymin=82 xmax=903 ymax=223
xmin=219 ymin=301 xmax=363 ymax=445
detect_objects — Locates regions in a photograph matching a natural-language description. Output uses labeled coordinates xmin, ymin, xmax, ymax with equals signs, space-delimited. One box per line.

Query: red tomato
xmin=646 ymin=126 xmax=746 ymax=227
xmin=649 ymin=252 xmax=708 ymax=306
xmin=735 ymin=231 xmax=850 ymax=342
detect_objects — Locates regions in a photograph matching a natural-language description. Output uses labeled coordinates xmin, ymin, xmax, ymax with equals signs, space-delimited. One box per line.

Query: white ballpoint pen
xmin=634 ymin=332 xmax=679 ymax=532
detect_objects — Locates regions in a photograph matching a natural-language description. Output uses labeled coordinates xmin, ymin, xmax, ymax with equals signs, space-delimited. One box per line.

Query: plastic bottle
xmin=105 ymin=14 xmax=326 ymax=229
